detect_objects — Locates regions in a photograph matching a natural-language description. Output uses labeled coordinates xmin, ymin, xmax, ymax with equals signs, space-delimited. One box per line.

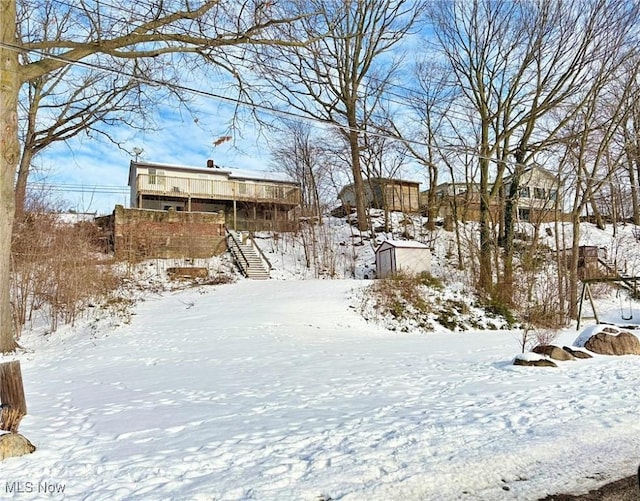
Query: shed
xmin=375 ymin=240 xmax=431 ymax=279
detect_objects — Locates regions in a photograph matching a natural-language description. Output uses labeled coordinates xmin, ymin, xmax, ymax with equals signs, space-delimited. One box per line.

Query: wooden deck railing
xmin=134 ymin=174 xmax=300 ymax=205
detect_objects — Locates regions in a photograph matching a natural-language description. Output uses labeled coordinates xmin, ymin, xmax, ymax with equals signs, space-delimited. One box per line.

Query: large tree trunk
xmin=501 ymin=159 xmax=525 ymax=304
xmin=14 ymin=148 xmax=34 ymax=221
xmin=0 ymin=0 xmax=19 ymax=353
xmin=347 ymin=126 xmax=368 ymax=232
xmin=478 ymin=154 xmax=493 ymax=293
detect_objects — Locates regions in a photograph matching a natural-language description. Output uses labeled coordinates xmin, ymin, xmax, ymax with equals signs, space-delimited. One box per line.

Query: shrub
xmin=11 ymin=210 xmax=120 ymax=336
xmin=483 ymin=297 xmax=517 ymax=327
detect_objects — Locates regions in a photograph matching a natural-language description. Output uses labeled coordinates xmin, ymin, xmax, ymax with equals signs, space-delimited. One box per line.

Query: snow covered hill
xmin=2 ymin=215 xmax=640 ymax=500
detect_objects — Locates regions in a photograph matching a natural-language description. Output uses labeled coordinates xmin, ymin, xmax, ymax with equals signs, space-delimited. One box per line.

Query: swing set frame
xmin=577 ymin=276 xmax=639 ymax=330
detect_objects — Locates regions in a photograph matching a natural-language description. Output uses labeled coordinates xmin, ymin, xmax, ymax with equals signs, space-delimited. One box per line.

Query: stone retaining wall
xmin=110 ymin=205 xmax=226 ymax=260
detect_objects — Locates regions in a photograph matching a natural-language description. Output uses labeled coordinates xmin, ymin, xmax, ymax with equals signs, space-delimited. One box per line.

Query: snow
xmin=2 ymin=277 xmax=639 ymax=500
xmin=3 ymin=216 xmax=640 ymax=499
xmin=513 ymin=351 xmax=547 ymax=362
xmin=375 ymin=240 xmax=430 ymax=249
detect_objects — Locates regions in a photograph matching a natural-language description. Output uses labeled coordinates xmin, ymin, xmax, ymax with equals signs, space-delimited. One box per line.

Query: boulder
xmin=562 ymin=346 xmax=593 ymax=359
xmin=0 ymin=433 xmax=36 ymax=461
xmin=513 ymin=358 xmax=557 ymax=368
xmin=532 ymin=345 xmax=575 ymax=361
xmin=584 ymin=330 xmax=640 ymax=356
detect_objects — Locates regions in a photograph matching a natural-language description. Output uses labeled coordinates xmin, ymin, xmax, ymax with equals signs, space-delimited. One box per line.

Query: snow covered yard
xmin=3 ymin=279 xmax=640 ymax=500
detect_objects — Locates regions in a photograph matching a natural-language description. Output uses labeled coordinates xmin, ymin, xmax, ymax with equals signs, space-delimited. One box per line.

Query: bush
xmin=11 ymin=210 xmax=119 ymax=337
xmin=483 ymin=297 xmax=517 ymax=327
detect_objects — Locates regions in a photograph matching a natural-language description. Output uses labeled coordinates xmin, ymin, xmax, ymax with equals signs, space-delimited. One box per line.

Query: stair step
xmin=229 ymin=238 xmax=270 ymax=280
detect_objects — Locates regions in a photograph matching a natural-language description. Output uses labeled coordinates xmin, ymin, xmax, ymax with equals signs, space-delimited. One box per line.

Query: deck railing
xmin=134 ymin=174 xmax=300 ymax=205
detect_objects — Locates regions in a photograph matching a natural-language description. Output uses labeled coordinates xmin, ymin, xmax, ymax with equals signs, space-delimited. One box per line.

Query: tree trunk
xmin=568 ymin=212 xmax=581 ymax=319
xmin=14 ymin=148 xmax=34 ymax=221
xmin=479 ymin=155 xmax=493 ymax=293
xmin=501 ymin=162 xmax=524 ymax=304
xmin=425 ymin=161 xmax=438 ymax=231
xmin=0 ymin=0 xmax=20 ymax=353
xmin=347 ymin=127 xmax=368 ymax=231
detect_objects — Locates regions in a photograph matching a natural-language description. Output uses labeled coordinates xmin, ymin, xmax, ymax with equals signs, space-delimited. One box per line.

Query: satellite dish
xmin=132 ymin=147 xmax=144 ymax=160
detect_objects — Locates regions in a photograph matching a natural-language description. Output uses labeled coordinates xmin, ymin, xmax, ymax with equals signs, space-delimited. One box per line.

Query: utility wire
xmin=6 ymin=3 xmax=640 ymax=188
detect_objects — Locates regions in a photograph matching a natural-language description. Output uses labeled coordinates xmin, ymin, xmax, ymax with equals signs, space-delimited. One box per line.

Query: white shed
xmin=375 ymin=240 xmax=431 ymax=279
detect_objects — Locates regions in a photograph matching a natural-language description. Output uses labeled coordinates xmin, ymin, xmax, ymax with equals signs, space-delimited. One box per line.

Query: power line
xmin=29 ymin=182 xmax=129 ymax=194
xmin=2 ymin=39 xmax=483 ymax=160
xmin=5 ymin=5 xmax=640 ymax=189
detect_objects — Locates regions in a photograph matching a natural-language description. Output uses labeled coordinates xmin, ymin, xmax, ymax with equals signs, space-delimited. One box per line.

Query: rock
xmin=166 ymin=267 xmax=209 ymax=280
xmin=533 ymin=345 xmax=575 ymax=361
xmin=584 ymin=330 xmax=640 ymax=356
xmin=562 ymin=346 xmax=593 ymax=359
xmin=0 ymin=433 xmax=36 ymax=461
xmin=513 ymin=358 xmax=557 ymax=367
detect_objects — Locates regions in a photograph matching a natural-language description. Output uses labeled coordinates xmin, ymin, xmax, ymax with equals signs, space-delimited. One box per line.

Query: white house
xmin=127 ymin=160 xmax=301 ymax=231
xmin=375 ymin=240 xmax=431 ymax=278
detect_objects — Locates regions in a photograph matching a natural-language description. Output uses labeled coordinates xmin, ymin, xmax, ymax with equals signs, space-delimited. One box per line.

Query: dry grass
xmin=11 ymin=209 xmax=119 ymax=337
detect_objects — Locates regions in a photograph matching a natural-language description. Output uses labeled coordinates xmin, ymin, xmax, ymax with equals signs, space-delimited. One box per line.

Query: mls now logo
xmin=5 ymin=481 xmax=66 ymax=494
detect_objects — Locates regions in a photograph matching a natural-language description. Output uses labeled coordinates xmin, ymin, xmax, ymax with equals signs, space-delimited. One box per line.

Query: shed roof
xmin=375 ymin=240 xmax=430 ymax=252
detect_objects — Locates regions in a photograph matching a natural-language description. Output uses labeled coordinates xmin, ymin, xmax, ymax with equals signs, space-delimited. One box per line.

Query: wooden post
xmin=0 ymin=361 xmax=27 ymax=433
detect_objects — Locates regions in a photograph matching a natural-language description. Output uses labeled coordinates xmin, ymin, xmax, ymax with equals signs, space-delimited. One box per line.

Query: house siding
xmin=128 ymin=161 xmax=301 ymax=232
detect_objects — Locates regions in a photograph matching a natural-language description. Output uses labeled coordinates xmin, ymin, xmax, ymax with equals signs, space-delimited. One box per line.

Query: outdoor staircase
xmin=597 ymin=257 xmax=638 ymax=294
xmin=226 ymin=229 xmax=271 ymax=280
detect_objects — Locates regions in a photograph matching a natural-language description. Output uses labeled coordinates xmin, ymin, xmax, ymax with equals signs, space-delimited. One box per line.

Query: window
xmin=519 ymin=187 xmax=530 ymax=198
xmin=519 ymin=208 xmax=531 ymax=222
xmin=534 ymin=187 xmax=546 ymax=199
xmin=148 ymin=169 xmax=165 ymax=185
xmin=548 ymin=189 xmax=558 ymax=201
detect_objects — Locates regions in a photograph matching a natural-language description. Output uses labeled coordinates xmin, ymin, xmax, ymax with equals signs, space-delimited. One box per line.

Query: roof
xmin=503 ymin=164 xmax=557 ymax=183
xmin=129 ymin=161 xmax=296 ymax=185
xmin=375 ymin=240 xmax=430 ymax=252
xmin=339 ymin=177 xmax=421 ymax=197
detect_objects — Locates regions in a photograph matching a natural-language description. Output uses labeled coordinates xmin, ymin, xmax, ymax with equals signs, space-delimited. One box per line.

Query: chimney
xmin=206 ymin=159 xmax=214 ymax=169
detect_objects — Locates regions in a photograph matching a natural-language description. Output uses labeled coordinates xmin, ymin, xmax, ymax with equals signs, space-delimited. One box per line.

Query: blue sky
xmin=33 ymin=88 xmax=431 ymax=215
xmin=34 ymin=95 xmax=277 ymax=215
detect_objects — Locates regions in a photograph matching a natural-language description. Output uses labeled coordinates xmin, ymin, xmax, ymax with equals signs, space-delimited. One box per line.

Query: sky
xmin=20 ymin=2 xmax=436 ymax=217
xmin=3 ymin=216 xmax=640 ymax=500
xmin=32 ymin=96 xmax=279 ymax=215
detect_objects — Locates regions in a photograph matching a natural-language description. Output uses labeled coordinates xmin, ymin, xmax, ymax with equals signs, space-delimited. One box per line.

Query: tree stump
xmin=0 ymin=361 xmax=27 ymax=433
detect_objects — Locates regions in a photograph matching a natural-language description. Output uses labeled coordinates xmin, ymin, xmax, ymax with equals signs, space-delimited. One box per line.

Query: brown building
xmin=338 ymin=178 xmax=421 ymax=213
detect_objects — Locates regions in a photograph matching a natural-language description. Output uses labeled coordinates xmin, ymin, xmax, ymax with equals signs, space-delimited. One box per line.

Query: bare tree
xmin=254 ymin=0 xmax=424 ymax=231
xmin=556 ymin=68 xmax=639 ymax=318
xmin=428 ymin=0 xmax=639 ymax=300
xmin=0 ymin=0 xmax=314 ymax=352
xmin=269 ymin=121 xmax=328 ymax=221
xmin=392 ymin=60 xmax=457 ymax=231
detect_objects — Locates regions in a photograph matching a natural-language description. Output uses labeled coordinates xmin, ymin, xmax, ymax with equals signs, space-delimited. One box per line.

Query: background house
xmin=128 ymin=160 xmax=301 ymax=231
xmin=375 ymin=240 xmax=431 ymax=278
xmin=338 ymin=178 xmax=421 ymax=213
xmin=422 ymin=166 xmax=564 ymax=227
xmin=503 ymin=165 xmax=562 ymax=223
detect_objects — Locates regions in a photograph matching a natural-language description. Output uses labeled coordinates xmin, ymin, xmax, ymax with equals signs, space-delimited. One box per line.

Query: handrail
xmin=247 ymin=233 xmax=272 ymax=270
xmin=225 ymin=227 xmax=250 ymax=276
xmin=135 ymin=173 xmax=300 ymax=205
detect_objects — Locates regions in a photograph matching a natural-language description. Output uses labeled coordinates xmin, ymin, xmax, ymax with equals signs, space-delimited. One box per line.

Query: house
xmin=375 ymin=240 xmax=431 ymax=278
xmin=422 ymin=182 xmax=501 ymax=227
xmin=503 ymin=165 xmax=561 ymax=223
xmin=338 ymin=178 xmax=421 ymax=213
xmin=128 ymin=160 xmax=301 ymax=231
xmin=422 ymin=166 xmax=563 ymax=226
